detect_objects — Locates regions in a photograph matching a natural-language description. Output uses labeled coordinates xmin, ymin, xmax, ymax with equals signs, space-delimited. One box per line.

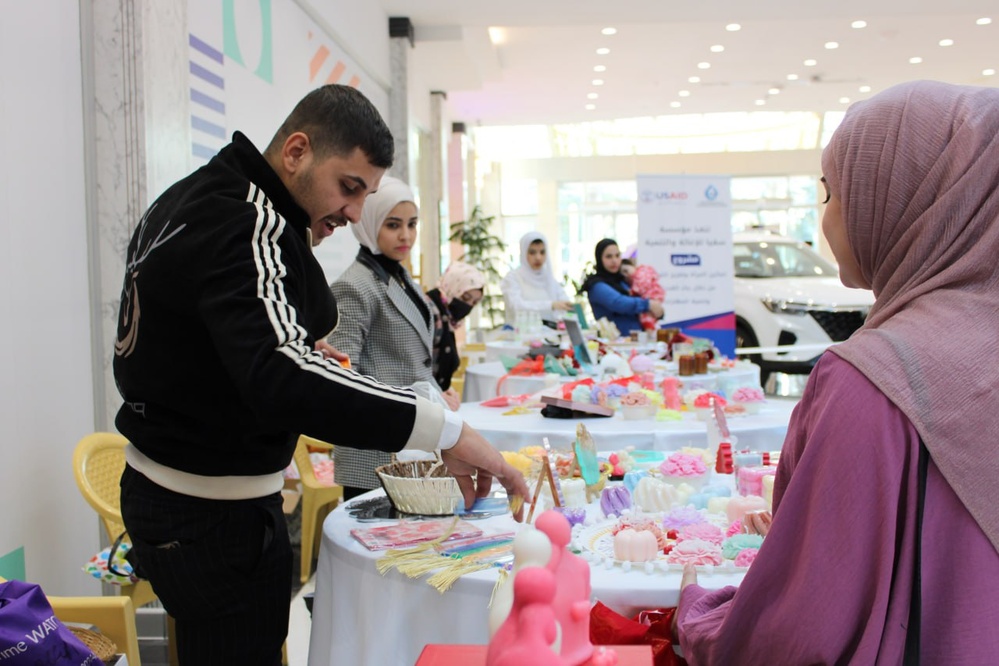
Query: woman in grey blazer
xmin=327 ymin=176 xmax=454 ymax=498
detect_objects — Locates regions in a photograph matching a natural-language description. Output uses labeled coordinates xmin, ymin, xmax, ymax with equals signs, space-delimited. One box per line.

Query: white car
xmin=732 ymin=232 xmax=875 ymax=383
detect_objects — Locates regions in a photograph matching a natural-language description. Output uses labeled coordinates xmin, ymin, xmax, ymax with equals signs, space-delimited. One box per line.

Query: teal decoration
xmin=223 ymin=0 xmax=274 ymax=84
xmin=0 ymin=547 xmax=26 ymax=581
xmin=573 ymin=440 xmax=600 ymax=485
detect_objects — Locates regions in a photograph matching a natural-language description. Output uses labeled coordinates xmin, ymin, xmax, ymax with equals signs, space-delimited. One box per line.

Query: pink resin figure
xmin=535 ymin=510 xmax=594 ymax=666
xmin=486 ymin=566 xmax=561 ymax=666
xmin=661 ymin=376 xmax=682 ymax=411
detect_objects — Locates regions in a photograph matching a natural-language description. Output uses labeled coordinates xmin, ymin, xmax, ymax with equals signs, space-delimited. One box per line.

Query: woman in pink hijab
xmin=426 ymin=261 xmax=486 ymax=401
xmin=675 ymin=81 xmax=999 ymax=663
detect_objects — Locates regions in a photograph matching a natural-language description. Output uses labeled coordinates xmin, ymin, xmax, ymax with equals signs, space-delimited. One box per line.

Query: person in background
xmin=620 ymin=257 xmax=665 ymax=331
xmin=114 ymin=85 xmax=529 ymax=664
xmin=501 ymin=231 xmax=573 ymax=325
xmin=328 ymin=176 xmax=461 ymax=499
xmin=427 ymin=261 xmax=486 ymax=395
xmin=581 ymin=238 xmax=663 ymax=336
xmin=674 ymin=81 xmax=999 ymax=664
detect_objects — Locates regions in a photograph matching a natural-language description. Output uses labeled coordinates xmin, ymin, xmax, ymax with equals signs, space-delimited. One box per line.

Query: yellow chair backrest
xmin=73 ymin=432 xmax=129 ymax=541
xmin=295 ymin=435 xmax=333 ymax=490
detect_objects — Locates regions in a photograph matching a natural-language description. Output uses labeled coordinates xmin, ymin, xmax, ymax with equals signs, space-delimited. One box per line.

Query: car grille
xmin=809 ymin=310 xmax=867 ymax=341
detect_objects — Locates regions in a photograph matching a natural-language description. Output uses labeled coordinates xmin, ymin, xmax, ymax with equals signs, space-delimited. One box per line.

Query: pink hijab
xmin=823 ymin=80 xmax=999 ymax=553
xmin=439 ymin=261 xmax=486 ymax=302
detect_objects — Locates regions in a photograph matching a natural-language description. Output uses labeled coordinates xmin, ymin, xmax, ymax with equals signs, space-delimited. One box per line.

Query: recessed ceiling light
xmin=939 ymin=39 xmax=954 ymax=47
xmin=688 ymin=76 xmax=701 ymax=83
xmin=587 ymin=92 xmax=599 ymax=99
xmin=678 ymin=90 xmax=691 ymax=97
xmin=670 ymin=101 xmax=681 ymax=108
xmin=592 ymin=79 xmax=604 ymax=86
xmin=839 ymin=97 xmax=851 ymax=104
xmin=726 ymin=23 xmax=741 ymax=32
xmin=851 ymin=20 xmax=867 ymax=29
xmin=909 ymin=56 xmax=923 ymax=64
xmin=804 ymin=59 xmax=818 ymax=67
xmin=596 ymin=47 xmax=610 ymax=55
xmin=710 ymin=45 xmax=725 ymax=53
xmin=697 ymin=62 xmax=711 ymax=69
xmin=859 ymin=85 xmax=871 ymax=93
xmin=601 ymin=27 xmax=617 ymax=36
xmin=787 ymin=74 xmax=799 ymax=81
xmin=984 ymin=68 xmax=997 ymax=76
xmin=768 ymin=87 xmax=781 ymax=95
xmin=585 ymin=104 xmax=596 ymax=110
xmin=976 ymin=18 xmax=992 ymax=26
xmin=825 ymin=41 xmax=839 ymax=49
xmin=593 ymin=65 xmax=606 ymax=72
xmin=755 ymin=99 xmax=766 ymax=106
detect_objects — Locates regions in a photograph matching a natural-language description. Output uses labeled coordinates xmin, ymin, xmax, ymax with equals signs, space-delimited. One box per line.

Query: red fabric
xmin=590 ymin=602 xmax=688 ymax=666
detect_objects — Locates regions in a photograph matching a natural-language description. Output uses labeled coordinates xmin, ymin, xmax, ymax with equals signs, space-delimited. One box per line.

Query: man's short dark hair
xmin=266 ymin=85 xmax=394 ymax=168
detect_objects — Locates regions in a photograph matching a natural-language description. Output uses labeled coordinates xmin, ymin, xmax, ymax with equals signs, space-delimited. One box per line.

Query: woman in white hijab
xmin=327 ymin=176 xmax=455 ymax=498
xmin=500 ymin=231 xmax=573 ymax=324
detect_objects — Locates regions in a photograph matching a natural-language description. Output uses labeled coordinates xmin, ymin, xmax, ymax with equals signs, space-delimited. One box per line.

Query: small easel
xmin=526 ymin=437 xmax=563 ymax=523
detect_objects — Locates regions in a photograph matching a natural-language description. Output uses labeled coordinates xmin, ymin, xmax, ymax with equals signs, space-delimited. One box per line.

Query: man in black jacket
xmin=113 ymin=84 xmax=529 ymax=664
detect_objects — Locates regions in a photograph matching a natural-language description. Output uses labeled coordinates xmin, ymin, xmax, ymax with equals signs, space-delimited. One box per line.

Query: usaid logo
xmin=704 ymin=184 xmax=719 ymax=201
xmin=640 ymin=190 xmax=689 ymax=204
xmin=671 ymin=254 xmax=701 ymax=266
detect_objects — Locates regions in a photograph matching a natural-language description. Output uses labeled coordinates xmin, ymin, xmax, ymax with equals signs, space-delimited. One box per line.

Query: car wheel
xmin=736 ymin=322 xmax=770 ymax=389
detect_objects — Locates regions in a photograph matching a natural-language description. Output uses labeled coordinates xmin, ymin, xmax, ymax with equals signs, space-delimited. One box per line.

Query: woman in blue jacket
xmin=581 ymin=238 xmax=663 ymax=335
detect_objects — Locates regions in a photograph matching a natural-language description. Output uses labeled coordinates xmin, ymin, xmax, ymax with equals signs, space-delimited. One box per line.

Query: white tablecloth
xmin=459 ymin=398 xmax=794 ymax=453
xmin=463 ymin=360 xmax=762 ymax=403
xmin=307 ymin=490 xmax=746 ymax=666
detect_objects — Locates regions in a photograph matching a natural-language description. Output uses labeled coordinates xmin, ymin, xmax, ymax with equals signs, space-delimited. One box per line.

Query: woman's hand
xmin=315 ymin=340 xmax=350 ymax=365
xmin=442 ymin=387 xmax=462 ymax=411
xmin=648 ymin=299 xmax=664 ymax=319
xmin=553 ymin=300 xmax=574 ymax=311
xmin=671 ymin=563 xmax=699 ymax=643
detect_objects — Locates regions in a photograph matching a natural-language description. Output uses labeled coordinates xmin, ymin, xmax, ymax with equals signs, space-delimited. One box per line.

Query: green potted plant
xmin=449 ymin=206 xmax=507 ymax=329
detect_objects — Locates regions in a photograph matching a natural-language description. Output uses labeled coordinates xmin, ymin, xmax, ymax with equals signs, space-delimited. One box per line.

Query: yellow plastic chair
xmin=0 ymin=576 xmax=141 ymax=666
xmin=294 ymin=435 xmax=343 ymax=583
xmin=73 ymin=432 xmax=179 ymax=666
xmin=450 ymin=355 xmax=471 ymax=401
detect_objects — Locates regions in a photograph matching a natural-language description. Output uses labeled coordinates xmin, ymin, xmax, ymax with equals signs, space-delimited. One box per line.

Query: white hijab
xmin=512 ymin=231 xmax=563 ymax=296
xmin=351 ymin=175 xmax=415 ymax=254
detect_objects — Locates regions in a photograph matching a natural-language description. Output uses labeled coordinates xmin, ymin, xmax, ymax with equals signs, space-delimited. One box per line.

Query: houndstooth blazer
xmin=327 ymin=251 xmax=438 ymax=490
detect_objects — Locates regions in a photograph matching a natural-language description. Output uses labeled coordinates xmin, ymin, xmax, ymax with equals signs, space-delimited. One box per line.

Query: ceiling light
xmin=839 ymin=97 xmax=851 ymax=104
xmin=859 ymin=85 xmax=871 ymax=93
xmin=939 ymin=38 xmax=954 ymax=47
xmin=697 ymin=62 xmax=711 ymax=69
xmin=726 ymin=23 xmax=741 ymax=31
xmin=592 ymin=79 xmax=604 ymax=86
xmin=688 ymin=76 xmax=701 ymax=83
xmin=596 ymin=47 xmax=610 ymax=55
xmin=587 ymin=92 xmax=599 ymax=99
xmin=768 ymin=87 xmax=781 ymax=95
xmin=678 ymin=90 xmax=691 ymax=97
xmin=487 ymin=27 xmax=506 ymax=45
xmin=804 ymin=59 xmax=818 ymax=67
xmin=601 ymin=27 xmax=617 ymax=36
xmin=593 ymin=65 xmax=606 ymax=72
xmin=755 ymin=99 xmax=766 ymax=106
xmin=851 ymin=20 xmax=867 ymax=29
xmin=825 ymin=41 xmax=839 ymax=49
xmin=710 ymin=45 xmax=725 ymax=53
xmin=909 ymin=56 xmax=923 ymax=64
xmin=585 ymin=104 xmax=596 ymax=110
xmin=984 ymin=68 xmax=997 ymax=76
xmin=670 ymin=101 xmax=681 ymax=108
xmin=787 ymin=73 xmax=799 ymax=81
xmin=976 ymin=18 xmax=992 ymax=26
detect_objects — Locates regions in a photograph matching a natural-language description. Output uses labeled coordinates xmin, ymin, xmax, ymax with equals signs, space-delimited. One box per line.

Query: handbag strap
xmin=903 ymin=441 xmax=928 ymax=664
xmin=106 ymin=530 xmax=132 ymax=579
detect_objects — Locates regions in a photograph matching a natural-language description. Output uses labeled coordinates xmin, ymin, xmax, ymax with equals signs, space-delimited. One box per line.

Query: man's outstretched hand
xmin=441 ymin=422 xmax=530 ymax=521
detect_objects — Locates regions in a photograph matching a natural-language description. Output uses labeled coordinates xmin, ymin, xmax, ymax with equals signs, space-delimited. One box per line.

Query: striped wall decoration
xmin=189 ymin=33 xmax=227 ymax=164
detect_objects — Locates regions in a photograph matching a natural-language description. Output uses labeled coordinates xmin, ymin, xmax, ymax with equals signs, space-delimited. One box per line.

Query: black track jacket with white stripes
xmin=113 ymin=132 xmax=436 ymax=477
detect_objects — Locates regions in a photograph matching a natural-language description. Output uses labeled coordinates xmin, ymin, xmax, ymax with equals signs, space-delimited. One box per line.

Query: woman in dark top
xmin=581 ymin=238 xmax=663 ymax=335
xmin=426 ymin=261 xmax=485 ymax=394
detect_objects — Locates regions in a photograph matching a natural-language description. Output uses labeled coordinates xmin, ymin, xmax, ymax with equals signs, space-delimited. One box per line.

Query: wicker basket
xmin=376 ymin=457 xmax=463 ymax=515
xmin=69 ymin=626 xmax=118 ymax=662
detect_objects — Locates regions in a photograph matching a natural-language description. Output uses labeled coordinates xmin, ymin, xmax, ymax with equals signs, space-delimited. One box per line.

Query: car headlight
xmin=760 ymin=298 xmax=811 ymax=316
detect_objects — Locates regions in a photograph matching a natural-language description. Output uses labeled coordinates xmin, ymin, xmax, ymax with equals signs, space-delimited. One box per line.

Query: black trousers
xmin=120 ymin=465 xmax=291 ymax=666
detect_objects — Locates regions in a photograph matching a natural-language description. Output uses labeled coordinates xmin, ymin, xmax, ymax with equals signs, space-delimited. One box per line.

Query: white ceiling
xmin=379 ymin=0 xmax=998 ymax=127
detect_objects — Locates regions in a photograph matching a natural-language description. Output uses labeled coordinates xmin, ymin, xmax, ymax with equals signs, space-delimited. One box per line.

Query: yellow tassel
xmin=374 ymin=517 xmax=461 ymax=575
xmin=427 ymin=558 xmax=493 ymax=593
xmin=488 ymin=568 xmax=509 ymax=609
